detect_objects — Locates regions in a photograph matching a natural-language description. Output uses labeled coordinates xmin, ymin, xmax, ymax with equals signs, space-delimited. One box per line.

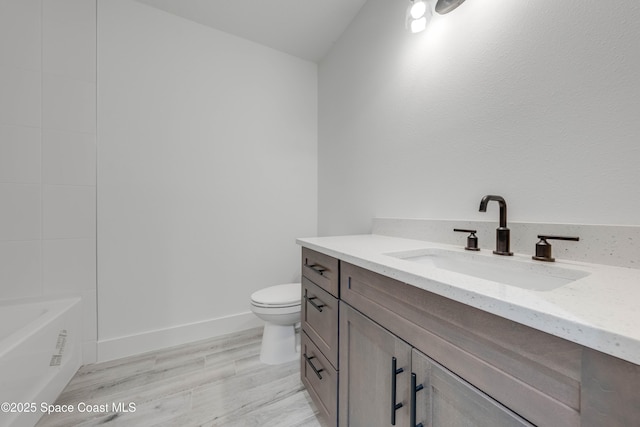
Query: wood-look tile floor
xmin=37 ymin=328 xmax=324 ymax=427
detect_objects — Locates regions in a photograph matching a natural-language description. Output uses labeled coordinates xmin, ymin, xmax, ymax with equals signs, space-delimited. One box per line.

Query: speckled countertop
xmin=297 ymin=234 xmax=640 ymax=365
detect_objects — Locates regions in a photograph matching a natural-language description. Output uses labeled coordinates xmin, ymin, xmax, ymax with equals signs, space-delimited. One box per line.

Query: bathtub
xmin=0 ymin=297 xmax=82 ymax=427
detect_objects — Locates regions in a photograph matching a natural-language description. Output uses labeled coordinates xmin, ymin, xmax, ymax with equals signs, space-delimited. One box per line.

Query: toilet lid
xmin=251 ymin=283 xmax=301 ymax=307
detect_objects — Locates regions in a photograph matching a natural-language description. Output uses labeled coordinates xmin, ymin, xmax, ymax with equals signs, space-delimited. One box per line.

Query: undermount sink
xmin=388 ymin=248 xmax=590 ymax=291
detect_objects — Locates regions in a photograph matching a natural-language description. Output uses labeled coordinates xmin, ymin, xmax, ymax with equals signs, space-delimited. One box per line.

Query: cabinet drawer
xmin=341 ymin=261 xmax=581 ymax=427
xmin=302 ymin=277 xmax=339 ymax=369
xmin=301 ymin=331 xmax=338 ymax=426
xmin=302 ymin=247 xmax=339 ymax=297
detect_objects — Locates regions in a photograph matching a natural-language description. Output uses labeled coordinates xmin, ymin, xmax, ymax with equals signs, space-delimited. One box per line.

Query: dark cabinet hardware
xmin=410 ymin=373 xmax=425 ymax=427
xmin=391 ymin=357 xmax=404 ymax=425
xmin=304 ymin=263 xmax=327 ymax=276
xmin=303 ymin=353 xmax=324 ymax=380
xmin=454 ymin=228 xmax=480 ymax=251
xmin=532 ymin=235 xmax=580 ymax=262
xmin=304 ymin=292 xmax=325 ymax=312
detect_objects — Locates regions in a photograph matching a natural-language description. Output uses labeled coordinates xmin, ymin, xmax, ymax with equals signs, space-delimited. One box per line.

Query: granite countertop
xmin=297 ymin=234 xmax=640 ymax=365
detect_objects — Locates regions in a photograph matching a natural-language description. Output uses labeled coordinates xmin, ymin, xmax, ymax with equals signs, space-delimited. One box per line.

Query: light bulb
xmin=409 ymin=0 xmax=427 ymax=19
xmin=410 ymin=17 xmax=427 ymax=33
xmin=406 ymin=0 xmax=432 ymax=34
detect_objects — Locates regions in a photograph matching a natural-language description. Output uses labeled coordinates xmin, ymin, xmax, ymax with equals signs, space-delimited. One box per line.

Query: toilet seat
xmin=250 ymin=283 xmax=301 ymax=308
xmin=250 ymin=303 xmax=300 ymax=316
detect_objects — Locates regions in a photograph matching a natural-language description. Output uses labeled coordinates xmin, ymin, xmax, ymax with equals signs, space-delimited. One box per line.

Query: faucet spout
xmin=479 ymin=195 xmax=513 ymax=256
xmin=479 ymin=195 xmax=507 ymax=228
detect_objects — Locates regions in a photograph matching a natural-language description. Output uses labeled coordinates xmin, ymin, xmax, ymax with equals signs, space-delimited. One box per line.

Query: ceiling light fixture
xmin=406 ymin=0 xmax=467 ymax=34
xmin=434 ymin=0 xmax=467 ymax=15
xmin=406 ymin=0 xmax=431 ymax=34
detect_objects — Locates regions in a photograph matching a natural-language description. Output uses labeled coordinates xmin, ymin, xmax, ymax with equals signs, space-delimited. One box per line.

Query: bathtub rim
xmin=0 ymin=296 xmax=82 ymax=359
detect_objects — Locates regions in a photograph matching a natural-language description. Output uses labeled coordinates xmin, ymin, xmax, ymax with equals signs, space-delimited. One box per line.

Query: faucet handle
xmin=453 ymin=228 xmax=480 ymax=251
xmin=532 ymin=235 xmax=580 ymax=262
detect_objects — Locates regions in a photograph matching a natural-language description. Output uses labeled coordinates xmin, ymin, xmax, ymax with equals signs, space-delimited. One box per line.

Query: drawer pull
xmin=391 ymin=357 xmax=404 ymax=425
xmin=304 ymin=353 xmax=324 ymax=380
xmin=411 ymin=373 xmax=425 ymax=427
xmin=305 ymin=263 xmax=327 ymax=276
xmin=304 ymin=294 xmax=325 ymax=312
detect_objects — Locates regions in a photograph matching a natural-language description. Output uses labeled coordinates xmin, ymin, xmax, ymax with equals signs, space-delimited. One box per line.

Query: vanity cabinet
xmin=340 ymin=261 xmax=581 ymax=426
xmin=300 ymin=248 xmax=340 ymax=426
xmin=340 ymin=303 xmax=533 ymax=427
xmin=300 ymin=245 xmax=640 ymax=427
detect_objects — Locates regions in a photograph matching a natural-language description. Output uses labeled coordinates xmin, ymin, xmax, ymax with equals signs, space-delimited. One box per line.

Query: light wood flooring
xmin=36 ymin=328 xmax=323 ymax=427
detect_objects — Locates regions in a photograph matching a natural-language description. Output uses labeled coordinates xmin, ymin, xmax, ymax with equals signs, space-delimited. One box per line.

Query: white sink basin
xmin=389 ymin=248 xmax=589 ymax=291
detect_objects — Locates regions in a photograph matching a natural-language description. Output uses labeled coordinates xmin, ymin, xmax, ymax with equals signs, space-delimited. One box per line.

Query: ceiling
xmin=135 ymin=0 xmax=368 ymax=62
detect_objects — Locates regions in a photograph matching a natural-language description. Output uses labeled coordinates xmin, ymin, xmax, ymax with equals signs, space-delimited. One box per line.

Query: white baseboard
xmin=83 ymin=340 xmax=97 ymax=364
xmin=97 ymin=311 xmax=263 ymax=362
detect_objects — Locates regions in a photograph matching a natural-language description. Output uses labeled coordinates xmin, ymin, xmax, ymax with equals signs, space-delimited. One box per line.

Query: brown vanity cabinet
xmin=340 ymin=303 xmax=533 ymax=427
xmin=340 ymin=261 xmax=580 ymax=426
xmin=300 ymin=248 xmax=340 ymax=426
xmin=300 ymin=247 xmax=640 ymax=427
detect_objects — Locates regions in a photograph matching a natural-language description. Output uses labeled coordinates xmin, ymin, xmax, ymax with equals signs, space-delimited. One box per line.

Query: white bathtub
xmin=0 ymin=297 xmax=82 ymax=427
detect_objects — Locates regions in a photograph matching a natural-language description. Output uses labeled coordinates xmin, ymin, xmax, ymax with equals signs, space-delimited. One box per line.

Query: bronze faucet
xmin=479 ymin=195 xmax=513 ymax=256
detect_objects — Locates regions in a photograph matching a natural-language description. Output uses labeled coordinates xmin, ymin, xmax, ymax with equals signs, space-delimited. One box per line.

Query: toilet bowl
xmin=250 ymin=283 xmax=301 ymax=365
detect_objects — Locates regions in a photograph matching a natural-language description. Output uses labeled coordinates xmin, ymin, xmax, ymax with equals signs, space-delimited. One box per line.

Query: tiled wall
xmin=0 ymin=0 xmax=97 ymax=363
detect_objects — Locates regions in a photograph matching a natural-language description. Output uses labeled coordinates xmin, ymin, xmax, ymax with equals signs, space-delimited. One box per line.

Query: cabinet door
xmin=411 ymin=349 xmax=534 ymax=427
xmin=339 ymin=302 xmax=411 ymax=427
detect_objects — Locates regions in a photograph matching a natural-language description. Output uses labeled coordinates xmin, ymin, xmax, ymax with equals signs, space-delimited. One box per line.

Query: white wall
xmin=97 ymin=0 xmax=317 ymax=360
xmin=318 ymin=0 xmax=640 ymax=235
xmin=0 ymin=0 xmax=97 ymax=362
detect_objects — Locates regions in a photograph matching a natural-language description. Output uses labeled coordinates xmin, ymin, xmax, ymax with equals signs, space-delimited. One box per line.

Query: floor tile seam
xmin=59 ymin=356 xmax=247 ymax=406
xmin=190 ymin=364 xmax=299 ymax=397
xmin=70 ymin=329 xmax=261 ymax=378
xmin=153 ymin=354 xmax=208 ymax=371
xmin=55 ymin=360 xmax=207 ymax=405
xmin=52 ymin=389 xmax=194 ymax=427
xmin=63 ymin=362 xmax=231 ymax=408
xmin=204 ymin=349 xmax=261 ymax=368
xmin=164 ymin=344 xmax=261 ymax=369
xmin=77 ymin=353 xmax=157 ymax=372
xmin=149 ymin=328 xmax=264 ymax=359
xmin=201 ymin=387 xmax=313 ymax=426
xmin=58 ymin=363 xmax=158 ymax=395
xmin=155 ymin=339 xmax=260 ymax=361
xmin=73 ymin=357 xmax=157 ymax=380
xmin=189 ymin=372 xmax=304 ymax=413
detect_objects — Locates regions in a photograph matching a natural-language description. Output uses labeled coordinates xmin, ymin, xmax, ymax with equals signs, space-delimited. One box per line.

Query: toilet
xmin=250 ymin=283 xmax=301 ymax=365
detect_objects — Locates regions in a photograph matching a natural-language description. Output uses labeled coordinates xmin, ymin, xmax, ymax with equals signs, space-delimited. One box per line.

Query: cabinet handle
xmin=304 ymin=292 xmax=325 ymax=312
xmin=391 ymin=357 xmax=404 ymax=425
xmin=410 ymin=373 xmax=424 ymax=427
xmin=304 ymin=263 xmax=327 ymax=276
xmin=303 ymin=353 xmax=324 ymax=380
